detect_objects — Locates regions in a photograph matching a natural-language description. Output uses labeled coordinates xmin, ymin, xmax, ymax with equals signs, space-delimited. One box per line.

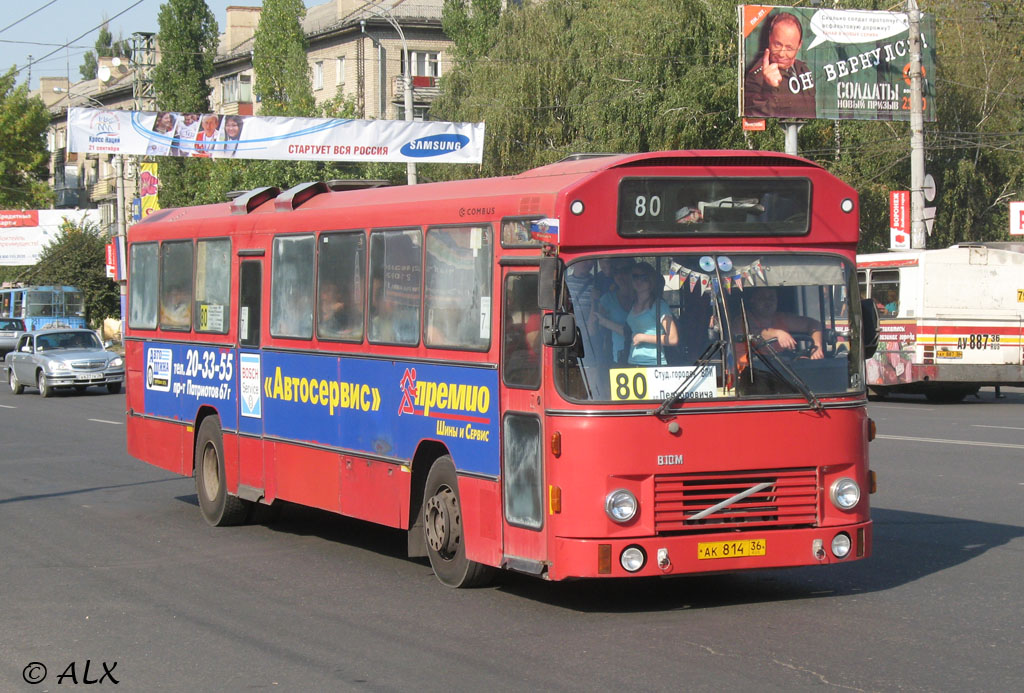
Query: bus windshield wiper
xmin=652 ymin=338 xmax=723 ymax=417
xmin=749 ymin=337 xmax=823 ymax=412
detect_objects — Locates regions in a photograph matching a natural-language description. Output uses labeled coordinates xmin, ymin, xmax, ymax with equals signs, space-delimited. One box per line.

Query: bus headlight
xmin=830 ymin=478 xmax=861 ymax=510
xmin=831 ymin=533 xmax=852 ymax=558
xmin=605 ymin=489 xmax=638 ymax=523
xmin=620 ymin=545 xmax=646 ymax=572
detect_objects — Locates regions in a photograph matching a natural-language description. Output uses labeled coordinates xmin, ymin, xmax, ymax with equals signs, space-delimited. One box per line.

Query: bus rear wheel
xmin=423 ymin=456 xmax=494 ymax=588
xmin=194 ymin=416 xmax=249 ymax=526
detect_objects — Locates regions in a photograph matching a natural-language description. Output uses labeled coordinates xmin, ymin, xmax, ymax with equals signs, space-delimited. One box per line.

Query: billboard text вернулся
xmin=739 ymin=5 xmax=936 ymax=122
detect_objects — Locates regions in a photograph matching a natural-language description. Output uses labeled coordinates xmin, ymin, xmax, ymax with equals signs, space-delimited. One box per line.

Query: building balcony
xmin=393 ymin=75 xmax=440 ymax=103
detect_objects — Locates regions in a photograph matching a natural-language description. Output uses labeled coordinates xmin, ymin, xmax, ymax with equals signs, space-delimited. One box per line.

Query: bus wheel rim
xmin=201 ymin=444 xmax=220 ymax=500
xmin=425 ymin=486 xmax=460 ymax=559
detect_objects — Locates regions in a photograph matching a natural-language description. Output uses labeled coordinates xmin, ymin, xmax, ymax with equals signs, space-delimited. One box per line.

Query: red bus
xmin=125 ymin=150 xmax=878 ymax=587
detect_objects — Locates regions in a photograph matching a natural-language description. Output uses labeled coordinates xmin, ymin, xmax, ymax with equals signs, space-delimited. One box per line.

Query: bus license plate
xmin=697 ymin=539 xmax=766 ymax=560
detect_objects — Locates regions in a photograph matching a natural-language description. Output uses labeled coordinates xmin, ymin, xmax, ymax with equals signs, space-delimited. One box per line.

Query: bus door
xmin=235 ymin=257 xmax=266 ymax=500
xmin=498 ymin=269 xmax=548 ymax=571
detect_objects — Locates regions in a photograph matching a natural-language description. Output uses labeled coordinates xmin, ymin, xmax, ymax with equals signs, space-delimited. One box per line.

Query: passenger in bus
xmin=592 ymin=259 xmax=636 ymax=363
xmin=675 ymin=204 xmax=703 ymax=224
xmin=743 ymin=286 xmax=823 ymax=358
xmin=160 ymin=286 xmax=191 ymax=327
xmin=319 ymin=281 xmax=360 ymax=339
xmin=626 ymin=262 xmax=678 ymax=365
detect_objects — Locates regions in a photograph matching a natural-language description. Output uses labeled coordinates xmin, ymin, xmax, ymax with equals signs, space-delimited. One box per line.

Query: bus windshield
xmin=556 ymin=253 xmax=862 ymax=404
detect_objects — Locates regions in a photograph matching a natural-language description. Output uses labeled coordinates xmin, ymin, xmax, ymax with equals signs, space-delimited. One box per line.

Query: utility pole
xmin=908 ymin=0 xmax=927 ymax=249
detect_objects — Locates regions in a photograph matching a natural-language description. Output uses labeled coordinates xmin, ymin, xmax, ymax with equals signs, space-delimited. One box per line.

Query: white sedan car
xmin=4 ymin=328 xmax=124 ymax=396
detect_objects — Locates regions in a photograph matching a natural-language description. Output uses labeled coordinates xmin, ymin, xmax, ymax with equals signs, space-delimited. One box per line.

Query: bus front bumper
xmin=547 ymin=521 xmax=871 ymax=580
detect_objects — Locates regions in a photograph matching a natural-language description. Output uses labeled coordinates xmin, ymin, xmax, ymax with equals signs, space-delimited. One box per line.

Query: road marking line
xmin=0 ymin=404 xmax=15 ymax=409
xmin=88 ymin=418 xmax=123 ymax=425
xmin=870 ymin=404 xmax=936 ymax=411
xmin=972 ymin=424 xmax=1024 ymax=431
xmin=877 ymin=434 xmax=1024 ymax=450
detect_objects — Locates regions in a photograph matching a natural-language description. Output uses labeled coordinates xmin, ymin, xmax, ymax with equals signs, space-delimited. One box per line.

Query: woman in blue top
xmin=626 ymin=262 xmax=678 ymax=365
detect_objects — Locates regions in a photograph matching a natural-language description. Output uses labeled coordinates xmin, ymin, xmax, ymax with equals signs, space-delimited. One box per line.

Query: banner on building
xmin=67 ymin=108 xmax=485 ymax=164
xmin=0 ymin=210 xmax=102 ymax=266
xmin=739 ymin=6 xmax=936 ymax=121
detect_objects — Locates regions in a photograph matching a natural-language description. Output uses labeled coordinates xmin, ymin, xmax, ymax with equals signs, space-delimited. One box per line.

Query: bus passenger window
xmin=270 ymin=235 xmax=315 ymax=339
xmin=369 ymin=229 xmax=421 ymax=346
xmin=424 ymin=226 xmax=492 ymax=350
xmin=870 ymin=270 xmax=899 ymax=316
xmin=317 ymin=232 xmax=365 ymax=341
xmin=194 ymin=238 xmax=231 ymax=333
xmin=159 ymin=241 xmax=194 ymax=330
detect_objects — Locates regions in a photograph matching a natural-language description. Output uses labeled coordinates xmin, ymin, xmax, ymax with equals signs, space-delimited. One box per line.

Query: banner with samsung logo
xmin=67 ymin=108 xmax=484 ymax=164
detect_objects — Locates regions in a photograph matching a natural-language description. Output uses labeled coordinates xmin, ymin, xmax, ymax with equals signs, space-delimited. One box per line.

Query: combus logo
xmin=400 ymin=134 xmax=469 ymax=158
xmin=396 ymin=367 xmax=491 ymax=423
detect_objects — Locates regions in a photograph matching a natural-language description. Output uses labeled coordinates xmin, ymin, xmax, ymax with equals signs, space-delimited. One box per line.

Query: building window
xmin=406 ymin=51 xmax=439 ymax=78
xmin=313 ymin=61 xmax=324 ymax=90
xmin=396 ymin=104 xmax=432 ymax=122
xmin=336 ymin=56 xmax=346 ymax=87
xmin=222 ymin=74 xmax=252 ymax=104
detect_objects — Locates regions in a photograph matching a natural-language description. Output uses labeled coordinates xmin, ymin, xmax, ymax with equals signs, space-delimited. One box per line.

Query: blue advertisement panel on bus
xmin=142 ymin=343 xmax=499 ymax=476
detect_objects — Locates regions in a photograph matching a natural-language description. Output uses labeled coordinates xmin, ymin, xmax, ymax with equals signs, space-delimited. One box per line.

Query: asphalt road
xmin=1 ymin=383 xmax=1021 ymax=691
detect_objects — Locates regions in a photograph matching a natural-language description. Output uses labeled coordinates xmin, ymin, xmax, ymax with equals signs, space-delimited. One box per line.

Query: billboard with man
xmin=739 ymin=5 xmax=937 ymax=121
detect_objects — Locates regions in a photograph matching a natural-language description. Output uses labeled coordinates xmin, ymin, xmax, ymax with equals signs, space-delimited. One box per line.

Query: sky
xmin=0 ymin=0 xmax=314 ymax=91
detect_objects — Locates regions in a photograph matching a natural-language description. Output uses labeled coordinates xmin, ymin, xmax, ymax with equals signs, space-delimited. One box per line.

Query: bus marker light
xmin=812 ymin=538 xmax=825 ymax=561
xmin=549 ymin=485 xmax=562 ymax=514
xmin=868 ymin=470 xmax=877 ymax=494
xmin=570 ymin=200 xmax=585 ymax=215
xmin=841 ymin=198 xmax=854 ymax=213
xmin=857 ymin=528 xmax=866 ymax=557
xmin=620 ymin=546 xmax=646 ymax=572
xmin=598 ymin=544 xmax=612 ymax=574
xmin=551 ymin=431 xmax=561 ymax=457
xmin=831 ymin=532 xmax=852 ymax=558
xmin=868 ymin=418 xmax=877 ymax=441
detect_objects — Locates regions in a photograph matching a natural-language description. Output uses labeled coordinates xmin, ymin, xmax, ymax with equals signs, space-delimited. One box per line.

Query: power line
xmin=0 ymin=0 xmax=60 ymax=36
xmin=13 ymin=0 xmax=146 ymax=80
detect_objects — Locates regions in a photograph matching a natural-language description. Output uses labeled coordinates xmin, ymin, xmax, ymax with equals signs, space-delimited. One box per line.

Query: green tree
xmin=25 ymin=216 xmax=119 ymax=326
xmin=79 ymin=21 xmax=132 ymax=81
xmin=252 ymin=0 xmax=314 ymax=116
xmin=0 ymin=67 xmax=53 ymax=209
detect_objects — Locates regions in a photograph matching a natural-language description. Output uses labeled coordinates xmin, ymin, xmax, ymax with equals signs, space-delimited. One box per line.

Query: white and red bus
xmin=125 ymin=151 xmax=877 ymax=587
xmin=858 ymin=243 xmax=1024 ymax=402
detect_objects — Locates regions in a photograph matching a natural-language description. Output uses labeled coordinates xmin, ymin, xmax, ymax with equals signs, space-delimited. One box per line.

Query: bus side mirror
xmin=542 ymin=312 xmax=577 ymax=347
xmin=861 ymin=298 xmax=879 ymax=359
xmin=537 ymin=256 xmax=562 ymax=311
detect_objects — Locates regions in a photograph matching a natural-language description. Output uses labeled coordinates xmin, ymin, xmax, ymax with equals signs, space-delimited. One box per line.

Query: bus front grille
xmin=654 ymin=468 xmax=819 ymax=534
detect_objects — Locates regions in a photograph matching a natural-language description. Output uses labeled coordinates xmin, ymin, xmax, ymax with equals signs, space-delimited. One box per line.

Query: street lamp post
xmin=53 ymin=87 xmax=126 ymax=238
xmin=363 ymin=2 xmax=417 ymax=185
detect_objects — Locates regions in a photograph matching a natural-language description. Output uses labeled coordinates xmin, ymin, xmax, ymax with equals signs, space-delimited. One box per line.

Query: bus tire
xmin=925 ymin=386 xmax=977 ymax=404
xmin=9 ymin=369 xmax=24 ymax=395
xmin=422 ymin=456 xmax=495 ymax=588
xmin=194 ymin=416 xmax=249 ymax=527
xmin=37 ymin=371 xmax=51 ymax=398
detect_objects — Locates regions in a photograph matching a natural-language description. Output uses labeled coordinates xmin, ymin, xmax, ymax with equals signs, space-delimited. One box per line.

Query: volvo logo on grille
xmin=657 ymin=454 xmax=684 ymax=466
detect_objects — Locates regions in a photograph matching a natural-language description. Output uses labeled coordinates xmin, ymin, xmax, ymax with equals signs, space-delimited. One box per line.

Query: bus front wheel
xmin=195 ymin=416 xmax=249 ymax=527
xmin=422 ymin=456 xmax=494 ymax=588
